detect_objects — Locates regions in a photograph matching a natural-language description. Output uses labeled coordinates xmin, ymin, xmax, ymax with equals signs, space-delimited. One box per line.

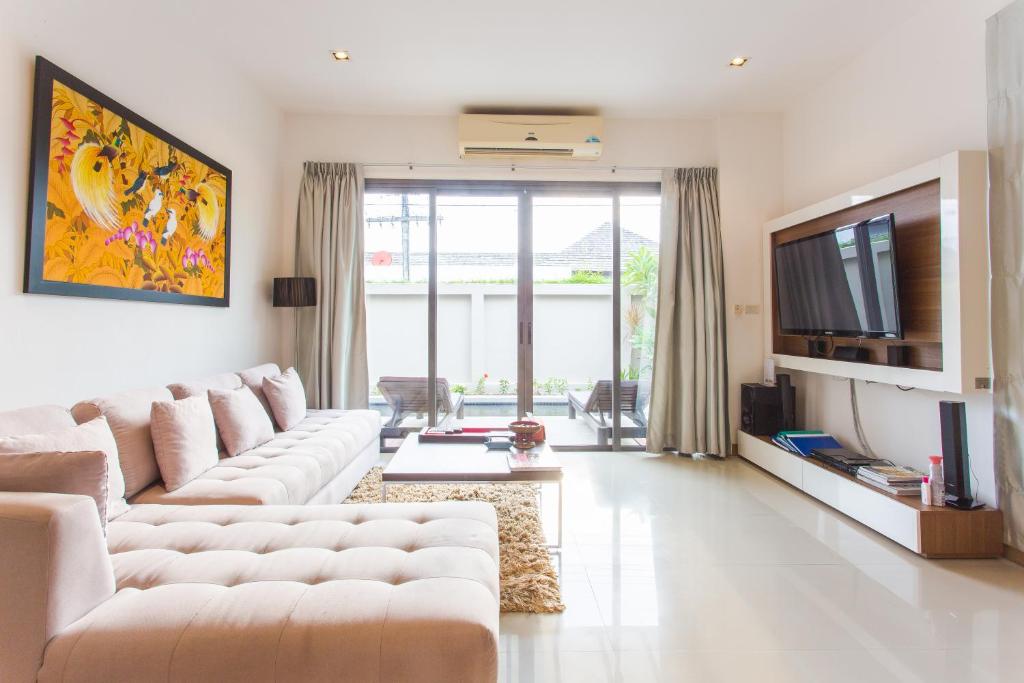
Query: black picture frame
xmin=24 ymin=56 xmax=232 ymax=307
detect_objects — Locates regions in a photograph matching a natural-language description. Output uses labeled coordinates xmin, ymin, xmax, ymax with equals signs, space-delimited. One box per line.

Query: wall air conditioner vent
xmin=462 ymin=147 xmax=576 ymax=157
xmin=458 ymin=114 xmax=603 ymax=160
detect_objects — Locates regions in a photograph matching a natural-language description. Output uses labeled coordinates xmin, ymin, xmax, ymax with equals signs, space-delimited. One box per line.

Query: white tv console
xmin=738 ymin=431 xmax=1002 ymax=558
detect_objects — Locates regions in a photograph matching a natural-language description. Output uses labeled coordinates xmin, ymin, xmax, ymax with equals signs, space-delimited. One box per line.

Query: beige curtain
xmin=647 ymin=168 xmax=729 ymax=456
xmin=988 ymin=1 xmax=1024 ymax=551
xmin=294 ymin=162 xmax=368 ymax=409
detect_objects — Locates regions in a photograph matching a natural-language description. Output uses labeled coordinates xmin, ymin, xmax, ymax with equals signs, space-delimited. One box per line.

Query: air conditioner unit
xmin=458 ymin=114 xmax=603 ymax=160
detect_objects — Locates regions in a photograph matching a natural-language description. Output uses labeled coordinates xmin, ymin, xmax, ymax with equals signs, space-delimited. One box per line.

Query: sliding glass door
xmin=364 ymin=180 xmax=659 ymax=451
xmin=435 ymin=194 xmax=520 ymax=425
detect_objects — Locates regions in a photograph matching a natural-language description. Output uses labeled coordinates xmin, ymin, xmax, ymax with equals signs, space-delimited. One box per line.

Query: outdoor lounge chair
xmin=567 ymin=380 xmax=648 ymax=446
xmin=377 ymin=376 xmax=465 ymax=430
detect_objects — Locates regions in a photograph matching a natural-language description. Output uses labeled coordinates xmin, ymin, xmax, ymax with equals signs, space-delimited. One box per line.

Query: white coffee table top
xmin=382 ymin=436 xmax=562 ymax=483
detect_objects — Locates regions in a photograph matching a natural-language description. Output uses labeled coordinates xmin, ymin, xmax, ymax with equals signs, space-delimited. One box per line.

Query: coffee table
xmin=382 ymin=435 xmax=564 ymax=548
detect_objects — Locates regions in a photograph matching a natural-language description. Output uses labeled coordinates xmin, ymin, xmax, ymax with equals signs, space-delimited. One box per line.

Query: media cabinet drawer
xmin=738 ymin=432 xmax=802 ymax=488
xmin=800 ymin=461 xmax=921 ymax=552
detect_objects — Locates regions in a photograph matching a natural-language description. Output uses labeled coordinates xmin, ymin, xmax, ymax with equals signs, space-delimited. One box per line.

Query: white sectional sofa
xmin=0 ymin=364 xmax=501 ymax=683
xmin=73 ymin=364 xmax=381 ymax=506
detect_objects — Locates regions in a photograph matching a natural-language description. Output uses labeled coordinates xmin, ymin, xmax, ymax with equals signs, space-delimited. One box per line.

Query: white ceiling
xmin=50 ymin=0 xmax=932 ymax=118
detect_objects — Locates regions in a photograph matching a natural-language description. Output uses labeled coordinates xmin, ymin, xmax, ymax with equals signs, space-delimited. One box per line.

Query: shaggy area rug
xmin=344 ymin=466 xmax=564 ymax=613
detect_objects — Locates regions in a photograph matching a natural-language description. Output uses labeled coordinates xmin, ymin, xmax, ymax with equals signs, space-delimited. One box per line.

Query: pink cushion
xmin=208 ymin=387 xmax=275 ymax=457
xmin=262 ymin=368 xmax=307 ymax=431
xmin=0 ymin=451 xmax=110 ymax=528
xmin=167 ymin=373 xmax=243 ymax=400
xmin=237 ymin=363 xmax=281 ymax=422
xmin=150 ymin=397 xmax=219 ymax=492
xmin=0 ymin=417 xmax=128 ymax=520
xmin=72 ymin=386 xmax=174 ymax=498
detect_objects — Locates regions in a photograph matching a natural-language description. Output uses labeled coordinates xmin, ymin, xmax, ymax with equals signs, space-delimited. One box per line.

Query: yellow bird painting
xmin=30 ymin=64 xmax=230 ymax=304
xmin=69 ymin=142 xmax=119 ymax=230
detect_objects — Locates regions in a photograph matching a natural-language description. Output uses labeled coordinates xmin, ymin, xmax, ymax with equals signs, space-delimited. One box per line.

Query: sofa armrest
xmin=0 ymin=492 xmax=115 ymax=683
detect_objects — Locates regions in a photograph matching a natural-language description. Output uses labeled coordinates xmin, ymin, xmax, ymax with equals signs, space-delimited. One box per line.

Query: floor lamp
xmin=273 ymin=277 xmax=317 ymax=368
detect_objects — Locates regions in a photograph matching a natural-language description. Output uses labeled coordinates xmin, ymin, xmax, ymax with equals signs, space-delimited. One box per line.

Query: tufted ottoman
xmin=30 ymin=500 xmax=500 ymax=682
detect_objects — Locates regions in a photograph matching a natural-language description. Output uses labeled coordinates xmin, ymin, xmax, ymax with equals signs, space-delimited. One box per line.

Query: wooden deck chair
xmin=567 ymin=380 xmax=647 ymax=445
xmin=377 ymin=376 xmax=465 ymax=429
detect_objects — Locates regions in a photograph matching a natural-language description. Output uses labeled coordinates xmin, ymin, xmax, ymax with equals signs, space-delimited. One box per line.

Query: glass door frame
xmin=365 ymin=178 xmax=660 ymax=450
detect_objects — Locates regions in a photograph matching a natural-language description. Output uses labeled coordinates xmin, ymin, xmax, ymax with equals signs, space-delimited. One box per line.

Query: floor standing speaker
xmin=741 ymin=382 xmax=795 ymax=436
xmin=939 ymin=400 xmax=983 ymax=509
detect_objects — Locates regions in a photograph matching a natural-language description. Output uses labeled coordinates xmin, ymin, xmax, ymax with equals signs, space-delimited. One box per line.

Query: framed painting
xmin=24 ymin=56 xmax=231 ymax=306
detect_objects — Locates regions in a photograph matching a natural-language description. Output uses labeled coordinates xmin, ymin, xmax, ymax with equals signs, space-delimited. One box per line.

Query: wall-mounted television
xmin=774 ymin=213 xmax=902 ymax=339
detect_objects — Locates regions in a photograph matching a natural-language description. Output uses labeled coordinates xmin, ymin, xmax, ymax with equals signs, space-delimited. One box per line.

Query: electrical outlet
xmin=744 ymin=304 xmax=761 ymax=315
xmin=975 ymin=377 xmax=992 ymax=390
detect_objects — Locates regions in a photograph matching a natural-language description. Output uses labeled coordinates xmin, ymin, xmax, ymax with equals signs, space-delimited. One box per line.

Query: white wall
xmin=717 ymin=114 xmax=785 ymax=442
xmin=781 ymin=0 xmax=1012 ymax=505
xmin=279 ymin=112 xmax=784 ymax=438
xmin=0 ymin=4 xmax=285 ymax=409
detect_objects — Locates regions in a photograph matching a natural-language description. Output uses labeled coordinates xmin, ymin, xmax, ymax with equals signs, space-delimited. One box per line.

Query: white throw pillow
xmin=262 ymin=367 xmax=307 ymax=431
xmin=208 ymin=387 xmax=275 ymax=457
xmin=150 ymin=395 xmax=219 ymax=491
xmin=0 ymin=416 xmax=129 ymax=520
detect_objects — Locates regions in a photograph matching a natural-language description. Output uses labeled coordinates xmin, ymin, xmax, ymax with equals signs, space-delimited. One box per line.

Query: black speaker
xmin=833 ymin=345 xmax=870 ymax=362
xmin=741 ymin=382 xmax=795 ymax=436
xmin=939 ymin=401 xmax=983 ymax=509
xmin=807 ymin=339 xmax=827 ymax=358
xmin=777 ymin=373 xmax=796 ymax=431
xmin=886 ymin=346 xmax=910 ymax=367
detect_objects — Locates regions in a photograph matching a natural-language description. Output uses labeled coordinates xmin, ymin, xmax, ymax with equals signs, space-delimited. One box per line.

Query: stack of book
xmin=856 ymin=465 xmax=924 ymax=496
xmin=771 ymin=430 xmax=843 ymax=456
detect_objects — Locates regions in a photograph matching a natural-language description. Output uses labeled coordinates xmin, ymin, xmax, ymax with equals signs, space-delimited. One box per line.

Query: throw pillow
xmin=150 ymin=396 xmax=219 ymax=491
xmin=0 ymin=416 xmax=129 ymax=520
xmin=208 ymin=387 xmax=275 ymax=457
xmin=0 ymin=450 xmax=110 ymax=529
xmin=262 ymin=367 xmax=307 ymax=431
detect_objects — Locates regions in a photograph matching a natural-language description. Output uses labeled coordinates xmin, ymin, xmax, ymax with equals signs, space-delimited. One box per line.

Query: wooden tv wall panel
xmin=771 ymin=180 xmax=942 ymax=371
xmin=762 ymin=151 xmax=990 ymax=394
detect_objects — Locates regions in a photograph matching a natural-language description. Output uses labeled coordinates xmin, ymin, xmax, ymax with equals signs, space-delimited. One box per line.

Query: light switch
xmin=733 ymin=304 xmax=744 ymax=316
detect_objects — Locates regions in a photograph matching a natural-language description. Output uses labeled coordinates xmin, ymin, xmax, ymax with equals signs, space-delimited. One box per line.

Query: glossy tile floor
xmin=501 ymin=452 xmax=1024 ymax=682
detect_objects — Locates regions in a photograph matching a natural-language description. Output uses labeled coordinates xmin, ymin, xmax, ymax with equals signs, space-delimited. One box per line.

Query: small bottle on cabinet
xmin=921 ymin=475 xmax=932 ymax=505
xmin=928 ymin=455 xmax=945 ymax=506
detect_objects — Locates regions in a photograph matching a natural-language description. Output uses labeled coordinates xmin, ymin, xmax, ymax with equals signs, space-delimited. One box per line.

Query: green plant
xmin=620 ymin=366 xmax=641 ymax=381
xmin=474 ymin=373 xmax=489 ymax=395
xmin=622 ymin=246 xmax=658 ymax=300
xmin=584 ymin=377 xmax=595 ymax=391
xmin=498 ymin=378 xmax=512 ymax=395
xmin=451 ymin=384 xmax=466 ymax=394
xmin=532 ymin=379 xmax=541 ymax=396
xmin=565 ymin=270 xmax=609 ymax=284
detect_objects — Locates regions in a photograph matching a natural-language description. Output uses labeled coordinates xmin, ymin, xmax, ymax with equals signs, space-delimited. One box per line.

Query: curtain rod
xmin=359 ymin=161 xmax=668 ymax=173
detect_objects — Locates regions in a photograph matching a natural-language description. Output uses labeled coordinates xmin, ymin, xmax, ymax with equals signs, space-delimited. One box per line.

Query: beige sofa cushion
xmin=0 ymin=450 xmax=110 ymax=527
xmin=167 ymin=372 xmax=242 ymax=400
xmin=37 ymin=501 xmax=499 ymax=683
xmin=150 ymin=396 xmax=219 ymax=492
xmin=0 ymin=492 xmax=115 ymax=683
xmin=132 ymin=409 xmax=380 ymax=505
xmin=0 ymin=405 xmax=76 ymax=436
xmin=0 ymin=417 xmax=128 ymax=520
xmin=262 ymin=367 xmax=307 ymax=431
xmin=209 ymin=387 xmax=275 ymax=457
xmin=237 ymin=362 xmax=281 ymax=421
xmin=72 ymin=387 xmax=174 ymax=498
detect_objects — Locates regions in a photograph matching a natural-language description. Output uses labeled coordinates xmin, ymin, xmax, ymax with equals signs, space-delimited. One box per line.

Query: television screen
xmin=774 ymin=213 xmax=902 ymax=338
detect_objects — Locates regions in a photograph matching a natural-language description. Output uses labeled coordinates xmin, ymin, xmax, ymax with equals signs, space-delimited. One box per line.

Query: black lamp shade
xmin=273 ymin=277 xmax=317 ymax=307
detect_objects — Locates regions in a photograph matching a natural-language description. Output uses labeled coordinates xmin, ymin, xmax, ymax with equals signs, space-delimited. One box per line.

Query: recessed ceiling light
xmin=728 ymin=56 xmax=749 ymax=67
xmin=331 ymin=50 xmax=351 ymax=62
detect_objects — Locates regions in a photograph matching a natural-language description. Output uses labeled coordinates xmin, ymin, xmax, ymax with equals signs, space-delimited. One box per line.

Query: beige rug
xmin=344 ymin=467 xmax=565 ymax=613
